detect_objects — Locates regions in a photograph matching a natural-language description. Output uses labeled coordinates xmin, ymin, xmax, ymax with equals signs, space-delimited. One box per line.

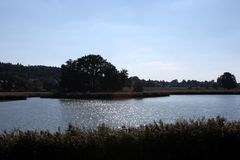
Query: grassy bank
xmin=41 ymin=92 xmax=170 ymax=99
xmin=42 ymin=89 xmax=240 ymax=100
xmin=1 ymin=117 xmax=240 ymax=160
xmin=0 ymin=92 xmax=52 ymax=101
xmin=145 ymin=87 xmax=240 ymax=95
xmin=1 ymin=89 xmax=240 ymax=101
xmin=0 ymin=94 xmax=27 ymax=101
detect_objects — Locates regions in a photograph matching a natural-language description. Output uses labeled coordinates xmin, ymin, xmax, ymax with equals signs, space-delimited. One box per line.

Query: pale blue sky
xmin=1 ymin=0 xmax=240 ymax=81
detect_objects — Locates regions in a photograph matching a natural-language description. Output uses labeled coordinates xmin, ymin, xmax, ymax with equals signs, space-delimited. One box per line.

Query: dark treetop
xmin=60 ymin=55 xmax=128 ymax=92
xmin=217 ymin=72 xmax=238 ymax=89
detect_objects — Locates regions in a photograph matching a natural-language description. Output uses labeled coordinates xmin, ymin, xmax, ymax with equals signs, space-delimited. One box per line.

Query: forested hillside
xmin=0 ymin=62 xmax=61 ymax=91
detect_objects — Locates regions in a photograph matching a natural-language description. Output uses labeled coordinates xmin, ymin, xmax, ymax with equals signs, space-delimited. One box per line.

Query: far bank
xmin=1 ymin=89 xmax=240 ymax=101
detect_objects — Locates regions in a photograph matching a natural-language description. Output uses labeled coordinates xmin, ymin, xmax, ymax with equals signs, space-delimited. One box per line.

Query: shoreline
xmin=0 ymin=92 xmax=52 ymax=101
xmin=40 ymin=92 xmax=171 ymax=99
xmin=0 ymin=95 xmax=27 ymax=101
xmin=1 ymin=89 xmax=240 ymax=101
xmin=167 ymin=90 xmax=240 ymax=95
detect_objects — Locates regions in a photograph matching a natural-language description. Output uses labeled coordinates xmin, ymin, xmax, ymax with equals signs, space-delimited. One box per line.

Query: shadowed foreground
xmin=1 ymin=117 xmax=240 ymax=160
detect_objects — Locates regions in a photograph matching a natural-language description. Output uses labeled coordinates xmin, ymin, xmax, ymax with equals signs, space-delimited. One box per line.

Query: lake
xmin=0 ymin=95 xmax=240 ymax=132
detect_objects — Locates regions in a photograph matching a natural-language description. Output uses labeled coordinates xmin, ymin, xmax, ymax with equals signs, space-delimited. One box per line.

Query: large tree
xmin=60 ymin=55 xmax=128 ymax=92
xmin=217 ymin=72 xmax=237 ymax=89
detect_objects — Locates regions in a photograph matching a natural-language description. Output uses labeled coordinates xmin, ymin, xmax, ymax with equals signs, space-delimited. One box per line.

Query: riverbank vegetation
xmin=0 ymin=116 xmax=240 ymax=159
xmin=0 ymin=92 xmax=52 ymax=101
xmin=1 ymin=89 xmax=240 ymax=101
xmin=40 ymin=92 xmax=170 ymax=99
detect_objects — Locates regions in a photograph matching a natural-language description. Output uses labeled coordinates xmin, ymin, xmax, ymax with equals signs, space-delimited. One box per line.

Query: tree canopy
xmin=217 ymin=72 xmax=237 ymax=89
xmin=60 ymin=55 xmax=128 ymax=92
xmin=0 ymin=62 xmax=60 ymax=91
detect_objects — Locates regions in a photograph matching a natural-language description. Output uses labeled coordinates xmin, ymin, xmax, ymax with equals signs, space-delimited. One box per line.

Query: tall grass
xmin=1 ymin=116 xmax=240 ymax=159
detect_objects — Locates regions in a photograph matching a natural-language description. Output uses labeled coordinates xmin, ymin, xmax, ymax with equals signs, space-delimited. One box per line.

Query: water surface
xmin=0 ymin=95 xmax=240 ymax=132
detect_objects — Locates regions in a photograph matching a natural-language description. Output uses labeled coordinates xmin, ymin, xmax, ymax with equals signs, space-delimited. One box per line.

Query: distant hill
xmin=0 ymin=62 xmax=61 ymax=91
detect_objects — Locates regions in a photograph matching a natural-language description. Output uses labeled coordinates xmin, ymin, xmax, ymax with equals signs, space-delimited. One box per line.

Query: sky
xmin=1 ymin=0 xmax=240 ymax=81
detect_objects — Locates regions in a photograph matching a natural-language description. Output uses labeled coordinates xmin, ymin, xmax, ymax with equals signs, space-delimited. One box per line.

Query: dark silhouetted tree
xmin=217 ymin=72 xmax=237 ymax=89
xmin=0 ymin=62 xmax=60 ymax=91
xmin=129 ymin=76 xmax=144 ymax=92
xmin=60 ymin=55 xmax=128 ymax=92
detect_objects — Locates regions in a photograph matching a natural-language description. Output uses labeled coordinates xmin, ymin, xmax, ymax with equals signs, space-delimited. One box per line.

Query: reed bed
xmin=1 ymin=116 xmax=240 ymax=159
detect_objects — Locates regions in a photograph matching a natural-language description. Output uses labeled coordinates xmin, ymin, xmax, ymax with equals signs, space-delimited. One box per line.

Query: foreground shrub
xmin=1 ymin=116 xmax=240 ymax=160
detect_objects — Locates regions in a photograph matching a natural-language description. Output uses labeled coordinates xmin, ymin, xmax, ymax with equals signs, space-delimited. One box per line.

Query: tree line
xmin=130 ymin=72 xmax=238 ymax=90
xmin=0 ymin=55 xmax=239 ymax=92
xmin=0 ymin=63 xmax=60 ymax=91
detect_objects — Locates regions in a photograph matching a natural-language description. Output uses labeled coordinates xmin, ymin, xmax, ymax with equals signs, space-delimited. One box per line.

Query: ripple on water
xmin=0 ymin=95 xmax=240 ymax=132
